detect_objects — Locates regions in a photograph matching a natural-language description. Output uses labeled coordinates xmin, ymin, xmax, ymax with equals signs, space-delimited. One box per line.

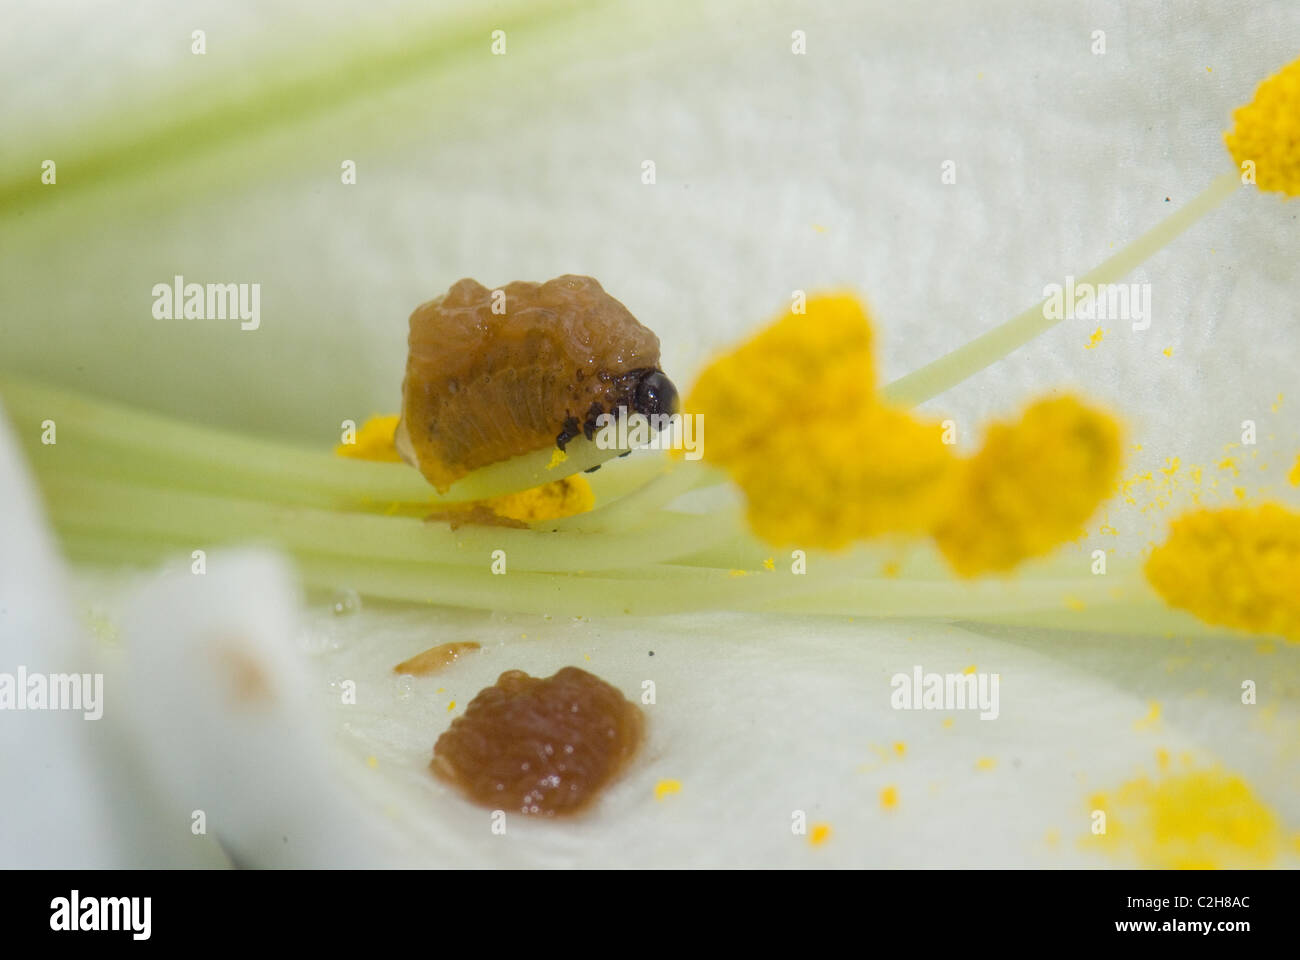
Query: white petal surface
xmin=1 ymin=0 xmax=1297 ymax=867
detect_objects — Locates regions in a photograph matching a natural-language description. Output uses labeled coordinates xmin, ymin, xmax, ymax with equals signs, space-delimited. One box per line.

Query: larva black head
xmin=632 ymin=369 xmax=678 ymax=418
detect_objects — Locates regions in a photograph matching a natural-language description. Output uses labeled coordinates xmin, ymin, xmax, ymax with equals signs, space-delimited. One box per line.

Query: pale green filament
xmin=0 ymin=167 xmax=1262 ymax=638
xmin=882 ymin=172 xmax=1242 ymax=406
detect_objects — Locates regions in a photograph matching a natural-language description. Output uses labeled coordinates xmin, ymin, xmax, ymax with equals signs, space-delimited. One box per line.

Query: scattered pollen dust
xmin=1134 ymin=701 xmax=1162 ymax=731
xmin=333 ymin=414 xmax=402 ymax=462
xmin=654 ymin=779 xmax=682 ymax=801
xmin=808 ymin=822 xmax=832 ymax=845
xmin=763 ymin=556 xmax=775 ymax=570
xmin=880 ymin=786 xmax=899 ymax=809
xmin=1085 ymin=327 xmax=1105 ymax=350
xmin=1085 ymin=763 xmax=1285 ymax=868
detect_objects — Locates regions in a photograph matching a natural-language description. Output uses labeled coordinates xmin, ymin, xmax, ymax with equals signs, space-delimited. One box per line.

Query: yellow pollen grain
xmin=684 ymin=293 xmax=959 ymax=550
xmin=654 ymin=779 xmax=682 ymax=801
xmin=942 ymin=717 xmax=954 ymax=729
xmin=1224 ymin=55 xmax=1300 ymax=197
xmin=1087 ymin=766 xmax=1283 ymax=868
xmin=489 ymin=476 xmax=594 ymax=523
xmin=1163 ymin=346 xmax=1174 ymax=357
xmin=880 ymin=786 xmax=899 ymax=809
xmin=1064 ymin=595 xmax=1086 ymax=611
xmin=1085 ymin=327 xmax=1105 ymax=350
xmin=1146 ymin=504 xmax=1300 ymax=643
xmin=334 ymin=415 xmax=403 ymax=462
xmin=808 ymin=822 xmax=831 ymax=845
xmin=428 ymin=476 xmax=595 ymax=527
xmin=933 ymin=396 xmax=1122 ymax=576
xmin=1288 ymin=454 xmax=1300 ymax=487
xmin=975 ymin=756 xmax=997 ymax=771
xmin=893 ymin=741 xmax=907 ymax=757
xmin=1134 ymin=701 xmax=1162 ymax=731
xmin=446 ymin=701 xmax=456 ymax=712
xmin=1156 ymin=748 xmax=1170 ymax=771
xmin=763 ymin=557 xmax=775 ymax=570
xmin=962 ymin=664 xmax=976 ymax=675
xmin=366 ymin=755 xmax=378 ymax=769
xmin=546 ymin=448 xmax=568 ymax=469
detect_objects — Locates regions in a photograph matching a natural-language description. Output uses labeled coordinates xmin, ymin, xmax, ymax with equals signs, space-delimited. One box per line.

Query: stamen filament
xmin=882 ymin=172 xmax=1242 ymax=406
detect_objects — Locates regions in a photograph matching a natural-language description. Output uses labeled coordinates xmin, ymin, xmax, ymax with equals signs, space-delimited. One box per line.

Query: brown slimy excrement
xmin=431 ymin=666 xmax=643 ymax=816
xmin=393 ymin=641 xmax=482 ymax=677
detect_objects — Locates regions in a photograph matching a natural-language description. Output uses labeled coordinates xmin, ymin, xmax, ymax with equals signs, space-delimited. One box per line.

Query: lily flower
xmin=2 ymin=0 xmax=1298 ymax=868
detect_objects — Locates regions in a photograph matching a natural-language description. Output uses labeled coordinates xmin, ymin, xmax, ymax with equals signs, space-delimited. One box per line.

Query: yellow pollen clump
xmin=1145 ymin=504 xmax=1300 ymax=643
xmin=880 ymin=786 xmax=898 ymax=809
xmin=1289 ymin=454 xmax=1300 ymax=486
xmin=482 ymin=476 xmax=594 ymax=524
xmin=932 ymin=396 xmax=1122 ymax=577
xmin=334 ymin=414 xmax=403 ymax=462
xmin=334 ymin=413 xmax=592 ymax=524
xmin=654 ymin=779 xmax=682 ymax=801
xmin=1089 ymin=767 xmax=1283 ymax=868
xmin=1224 ymin=55 xmax=1300 ymax=197
xmin=684 ymin=294 xmax=957 ymax=549
xmin=808 ymin=823 xmax=832 ymax=846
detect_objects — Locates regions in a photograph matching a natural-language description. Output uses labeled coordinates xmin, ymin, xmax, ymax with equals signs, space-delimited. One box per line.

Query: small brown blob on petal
xmin=213 ymin=643 xmax=272 ymax=704
xmin=393 ymin=641 xmax=482 ymax=677
xmin=432 ymin=666 xmax=643 ymax=816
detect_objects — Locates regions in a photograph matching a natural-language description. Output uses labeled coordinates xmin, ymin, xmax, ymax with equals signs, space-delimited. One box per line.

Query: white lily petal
xmin=3 ymin=0 xmax=1297 ymax=867
xmin=0 ymin=406 xmax=122 ymax=866
xmin=116 ymin=549 xmax=410 ymax=867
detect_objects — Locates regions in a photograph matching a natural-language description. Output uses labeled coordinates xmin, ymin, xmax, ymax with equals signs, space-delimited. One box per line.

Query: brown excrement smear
xmin=431 ymin=666 xmax=644 ymax=817
xmin=393 ymin=641 xmax=482 ymax=677
xmin=213 ymin=642 xmax=272 ymax=704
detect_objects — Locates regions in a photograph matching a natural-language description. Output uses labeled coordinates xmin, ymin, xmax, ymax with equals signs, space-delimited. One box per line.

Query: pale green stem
xmin=881 ymin=172 xmax=1242 ymax=406
xmin=1 ymin=377 xmax=630 ymax=505
xmin=37 ymin=473 xmax=741 ymax=574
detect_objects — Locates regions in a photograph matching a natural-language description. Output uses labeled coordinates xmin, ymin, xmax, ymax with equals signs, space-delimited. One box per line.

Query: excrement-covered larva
xmin=395 ymin=275 xmax=677 ymax=491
